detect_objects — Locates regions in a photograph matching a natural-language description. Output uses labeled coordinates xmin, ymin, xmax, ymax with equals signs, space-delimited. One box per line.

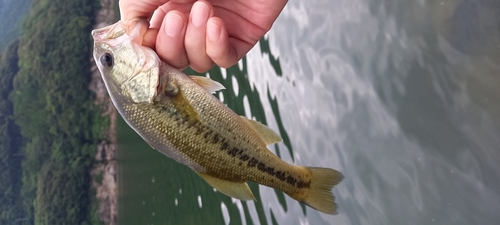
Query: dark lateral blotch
xmin=239 ymin=154 xmax=250 ymax=161
xmin=247 ymin=157 xmax=258 ymax=167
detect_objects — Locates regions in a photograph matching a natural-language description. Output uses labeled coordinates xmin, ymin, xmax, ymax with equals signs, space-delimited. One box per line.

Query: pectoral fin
xmin=240 ymin=116 xmax=282 ymax=145
xmin=190 ymin=76 xmax=225 ymax=94
xmin=198 ymin=173 xmax=256 ymax=201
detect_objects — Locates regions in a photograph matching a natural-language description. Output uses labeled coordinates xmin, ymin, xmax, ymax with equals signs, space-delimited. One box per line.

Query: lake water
xmin=117 ymin=0 xmax=500 ymax=224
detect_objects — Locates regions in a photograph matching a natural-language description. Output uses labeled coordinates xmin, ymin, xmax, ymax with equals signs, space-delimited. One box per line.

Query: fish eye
xmin=100 ymin=53 xmax=113 ymax=67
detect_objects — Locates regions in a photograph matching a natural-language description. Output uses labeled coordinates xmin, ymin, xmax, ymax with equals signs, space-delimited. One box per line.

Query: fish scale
xmin=123 ymin=89 xmax=304 ymax=188
xmin=92 ymin=20 xmax=343 ymax=214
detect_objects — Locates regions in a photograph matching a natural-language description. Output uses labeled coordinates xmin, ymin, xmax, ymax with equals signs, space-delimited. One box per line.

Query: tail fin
xmin=303 ymin=167 xmax=343 ymax=215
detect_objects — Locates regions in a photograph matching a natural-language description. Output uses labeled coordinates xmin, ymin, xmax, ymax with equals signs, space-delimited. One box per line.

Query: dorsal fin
xmin=190 ymin=76 xmax=225 ymax=94
xmin=240 ymin=116 xmax=282 ymax=145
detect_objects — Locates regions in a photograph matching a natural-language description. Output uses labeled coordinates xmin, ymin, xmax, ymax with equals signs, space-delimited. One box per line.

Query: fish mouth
xmin=91 ymin=22 xmax=126 ymax=43
xmin=91 ymin=20 xmax=149 ymax=46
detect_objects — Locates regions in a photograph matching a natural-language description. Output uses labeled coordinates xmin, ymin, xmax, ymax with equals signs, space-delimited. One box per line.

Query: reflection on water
xmin=118 ymin=0 xmax=500 ymax=224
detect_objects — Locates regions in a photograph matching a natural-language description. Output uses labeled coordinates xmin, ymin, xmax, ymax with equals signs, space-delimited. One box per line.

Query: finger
xmin=147 ymin=4 xmax=187 ymax=52
xmin=142 ymin=28 xmax=159 ymax=49
xmin=156 ymin=11 xmax=189 ymax=69
xmin=206 ymin=17 xmax=242 ymax=68
xmin=140 ymin=7 xmax=168 ymax=50
xmin=119 ymin=0 xmax=170 ymax=21
xmin=185 ymin=1 xmax=214 ymax=72
xmin=150 ymin=7 xmax=167 ymax=29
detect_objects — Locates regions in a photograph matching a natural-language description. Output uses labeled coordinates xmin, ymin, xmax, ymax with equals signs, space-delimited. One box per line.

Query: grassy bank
xmin=0 ymin=0 xmax=108 ymax=224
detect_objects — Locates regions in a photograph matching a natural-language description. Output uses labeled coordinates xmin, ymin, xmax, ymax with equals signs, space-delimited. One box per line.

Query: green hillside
xmin=0 ymin=0 xmax=107 ymax=224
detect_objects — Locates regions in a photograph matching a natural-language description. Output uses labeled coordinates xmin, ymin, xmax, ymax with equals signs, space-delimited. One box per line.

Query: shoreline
xmin=88 ymin=0 xmax=118 ymax=224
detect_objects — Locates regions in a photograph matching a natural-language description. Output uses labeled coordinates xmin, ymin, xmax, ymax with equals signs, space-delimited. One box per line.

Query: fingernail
xmin=207 ymin=20 xmax=221 ymax=42
xmin=191 ymin=2 xmax=210 ymax=27
xmin=165 ymin=13 xmax=183 ymax=37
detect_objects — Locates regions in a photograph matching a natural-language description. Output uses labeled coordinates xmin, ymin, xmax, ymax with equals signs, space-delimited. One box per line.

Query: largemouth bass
xmin=91 ymin=20 xmax=343 ymax=214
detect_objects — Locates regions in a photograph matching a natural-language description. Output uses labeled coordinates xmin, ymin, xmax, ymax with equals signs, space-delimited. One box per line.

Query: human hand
xmin=119 ymin=0 xmax=288 ymax=72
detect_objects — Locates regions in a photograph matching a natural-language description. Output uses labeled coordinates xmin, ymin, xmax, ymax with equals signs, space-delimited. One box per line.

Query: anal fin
xmin=198 ymin=172 xmax=256 ymax=201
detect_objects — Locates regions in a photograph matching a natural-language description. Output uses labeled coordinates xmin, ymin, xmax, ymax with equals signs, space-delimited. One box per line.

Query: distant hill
xmin=0 ymin=0 xmax=33 ymax=53
xmin=3 ymin=0 xmax=105 ymax=223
